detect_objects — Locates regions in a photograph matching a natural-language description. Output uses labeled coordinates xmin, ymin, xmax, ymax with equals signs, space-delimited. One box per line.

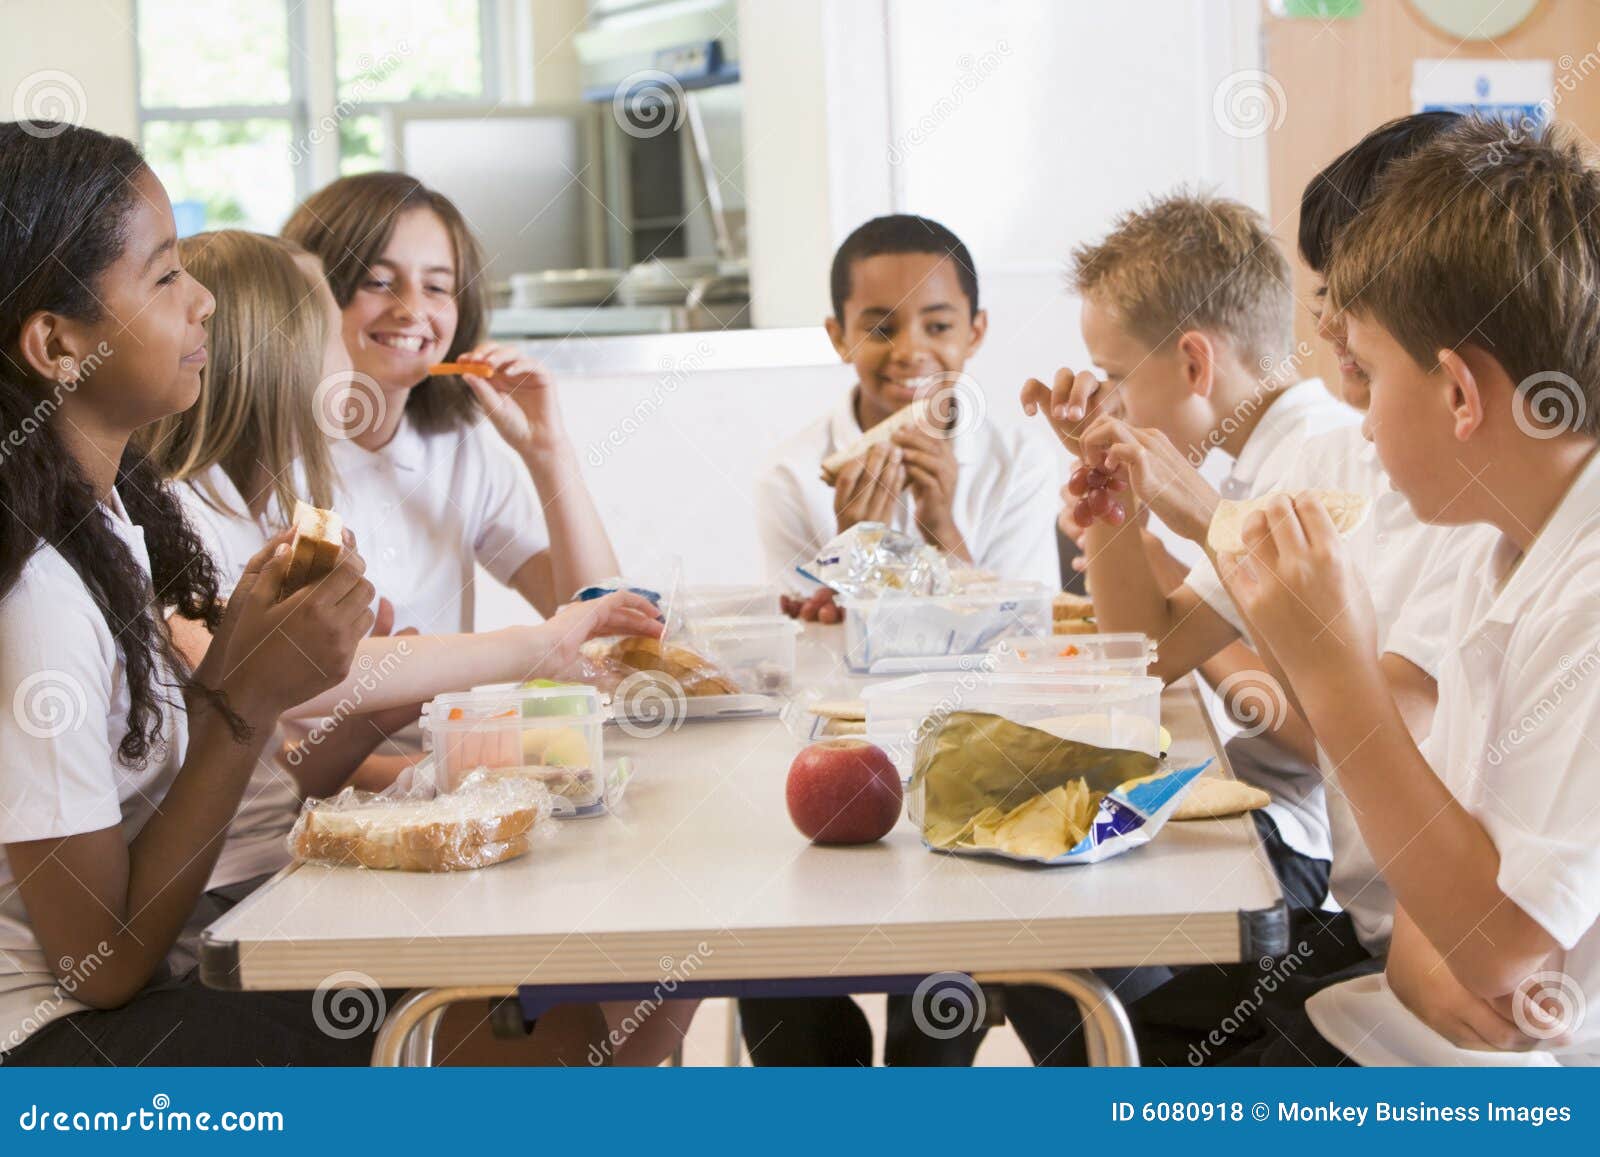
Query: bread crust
xmin=819 ymin=397 xmax=936 ymax=484
xmin=282 ymin=501 xmax=343 ymax=595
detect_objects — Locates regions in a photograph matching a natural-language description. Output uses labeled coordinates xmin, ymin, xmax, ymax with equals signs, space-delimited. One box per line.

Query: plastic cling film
xmin=799 ymin=522 xmax=952 ymax=597
xmin=289 ymin=771 xmax=553 ymax=872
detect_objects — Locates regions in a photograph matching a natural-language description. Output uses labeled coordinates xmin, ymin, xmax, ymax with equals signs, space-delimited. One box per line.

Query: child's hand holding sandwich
xmin=1215 ymin=494 xmax=1379 ymax=679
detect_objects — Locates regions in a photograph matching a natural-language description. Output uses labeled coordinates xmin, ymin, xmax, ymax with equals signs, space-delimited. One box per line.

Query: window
xmin=136 ymin=0 xmax=501 ymax=234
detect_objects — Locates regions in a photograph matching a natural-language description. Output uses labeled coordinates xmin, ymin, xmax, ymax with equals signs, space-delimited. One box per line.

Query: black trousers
xmin=739 ymin=967 xmax=1173 ymax=1067
xmin=1126 ymin=906 xmax=1379 ymax=1068
xmin=3 ymin=873 xmax=386 ymax=1067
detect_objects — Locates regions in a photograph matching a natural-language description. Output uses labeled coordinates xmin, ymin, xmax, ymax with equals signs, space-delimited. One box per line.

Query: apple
xmin=786 ymin=740 xmax=903 ymax=844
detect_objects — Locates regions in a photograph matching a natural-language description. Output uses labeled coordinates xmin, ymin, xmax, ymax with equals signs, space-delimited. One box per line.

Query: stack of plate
xmin=616 ymin=257 xmax=721 ymax=307
xmin=509 ymin=269 xmax=623 ymax=309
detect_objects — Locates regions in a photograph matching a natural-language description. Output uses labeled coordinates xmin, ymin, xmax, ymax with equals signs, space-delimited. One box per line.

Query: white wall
xmin=0 ymin=0 xmax=138 ymax=138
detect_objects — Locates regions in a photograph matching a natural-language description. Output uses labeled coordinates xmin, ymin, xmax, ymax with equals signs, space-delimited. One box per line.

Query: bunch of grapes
xmin=1066 ymin=465 xmax=1128 ymax=528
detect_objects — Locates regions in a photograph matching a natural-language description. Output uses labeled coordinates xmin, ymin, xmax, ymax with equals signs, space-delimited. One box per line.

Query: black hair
xmin=0 ymin=121 xmax=233 ymax=766
xmin=1298 ymin=110 xmax=1462 ymax=273
xmin=829 ymin=214 xmax=979 ymax=321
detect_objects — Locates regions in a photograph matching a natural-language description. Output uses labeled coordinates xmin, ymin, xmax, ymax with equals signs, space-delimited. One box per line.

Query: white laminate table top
xmin=202 ymin=627 xmax=1284 ymax=991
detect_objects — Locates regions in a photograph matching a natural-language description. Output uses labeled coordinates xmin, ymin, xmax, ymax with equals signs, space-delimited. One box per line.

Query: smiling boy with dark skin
xmin=759 ymin=214 xmax=1060 ymax=622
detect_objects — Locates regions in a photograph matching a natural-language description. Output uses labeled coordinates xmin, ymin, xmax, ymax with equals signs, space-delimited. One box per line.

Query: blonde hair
xmin=1071 ymin=190 xmax=1292 ymax=368
xmin=1327 ymin=117 xmax=1600 ymax=437
xmin=142 ymin=230 xmax=338 ymax=517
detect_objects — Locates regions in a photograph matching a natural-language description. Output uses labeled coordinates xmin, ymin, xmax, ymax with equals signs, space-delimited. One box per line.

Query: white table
xmin=200 ymin=627 xmax=1286 ymax=1066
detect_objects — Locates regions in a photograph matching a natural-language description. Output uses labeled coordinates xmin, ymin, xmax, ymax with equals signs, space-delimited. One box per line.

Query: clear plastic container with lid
xmin=838 ymin=581 xmax=1052 ymax=673
xmin=859 ymin=670 xmax=1164 ymax=780
xmin=987 ymin=632 xmax=1156 ymax=677
xmin=679 ymin=583 xmax=781 ymax=621
xmin=420 ymin=684 xmax=607 ymax=817
xmin=685 ymin=615 xmax=802 ymax=694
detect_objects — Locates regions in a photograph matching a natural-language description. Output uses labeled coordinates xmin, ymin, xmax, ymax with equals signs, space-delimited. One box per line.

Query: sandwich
xmin=290 ymin=780 xmax=548 ymax=872
xmin=1052 ymin=590 xmax=1097 ymax=636
xmin=584 ymin=635 xmax=740 ymax=697
xmin=1207 ymin=489 xmax=1370 ymax=555
xmin=282 ymin=501 xmax=343 ymax=596
xmin=819 ymin=397 xmax=937 ymax=485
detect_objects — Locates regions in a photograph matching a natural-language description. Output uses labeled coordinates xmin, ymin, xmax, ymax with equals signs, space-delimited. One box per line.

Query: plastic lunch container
xmin=987 ymin=632 xmax=1156 ymax=677
xmin=420 ymin=684 xmax=607 ymax=817
xmin=679 ymin=584 xmax=782 ymax=621
xmin=837 ymin=581 xmax=1053 ymax=673
xmin=859 ymin=670 xmax=1165 ymax=780
xmin=685 ymin=615 xmax=802 ymax=694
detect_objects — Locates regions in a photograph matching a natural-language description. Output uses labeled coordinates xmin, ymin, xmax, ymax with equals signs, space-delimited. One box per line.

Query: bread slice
xmin=291 ymin=790 xmax=544 ymax=872
xmin=598 ymin=636 xmax=740 ymax=697
xmin=283 ymin=501 xmax=343 ymax=595
xmin=1170 ymin=777 xmax=1272 ymax=821
xmin=1052 ymin=591 xmax=1094 ymax=622
xmin=1207 ymin=489 xmax=1369 ymax=555
xmin=819 ymin=397 xmax=936 ymax=485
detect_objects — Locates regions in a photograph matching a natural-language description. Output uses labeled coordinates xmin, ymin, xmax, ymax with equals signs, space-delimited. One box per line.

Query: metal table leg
xmin=973 ymin=969 xmax=1139 ymax=1066
xmin=724 ymin=998 xmax=744 ymax=1067
xmin=371 ymin=986 xmax=514 ymax=1067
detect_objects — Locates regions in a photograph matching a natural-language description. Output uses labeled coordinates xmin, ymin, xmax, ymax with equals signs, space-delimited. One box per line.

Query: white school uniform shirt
xmin=0 ymin=492 xmax=188 ymax=1054
xmin=754 ymin=389 xmax=1061 ymax=588
xmin=329 ymin=411 xmax=552 ymax=636
xmin=175 ymin=469 xmax=302 ymax=890
xmin=1308 ymin=450 xmax=1600 ymax=1066
xmin=1178 ymin=379 xmax=1359 ymax=863
xmin=1186 ymin=423 xmax=1495 ymax=950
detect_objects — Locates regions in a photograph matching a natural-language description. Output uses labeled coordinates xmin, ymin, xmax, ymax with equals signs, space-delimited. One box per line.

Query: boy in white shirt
xmin=1023 ymin=191 xmax=1356 ymax=908
xmin=757 ymin=214 xmax=1060 ymax=624
xmin=1225 ymin=117 xmax=1600 ymax=1065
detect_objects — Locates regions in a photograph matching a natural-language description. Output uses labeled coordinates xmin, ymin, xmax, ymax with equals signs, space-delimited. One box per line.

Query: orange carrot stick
xmin=428 ymin=361 xmax=493 ymax=377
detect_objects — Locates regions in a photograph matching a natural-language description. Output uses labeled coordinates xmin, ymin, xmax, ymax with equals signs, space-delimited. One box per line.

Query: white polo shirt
xmin=329 ymin=412 xmax=552 ymax=635
xmin=1186 ymin=423 xmax=1496 ymax=949
xmin=1309 ymin=449 xmax=1600 ymax=1066
xmin=175 ymin=469 xmax=302 ymax=890
xmin=0 ymin=493 xmax=188 ymax=1055
xmin=1176 ymin=380 xmax=1357 ymax=863
xmin=754 ymin=388 xmax=1061 ymax=588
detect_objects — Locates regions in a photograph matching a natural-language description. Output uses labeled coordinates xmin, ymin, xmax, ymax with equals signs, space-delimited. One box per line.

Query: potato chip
xmin=960 ymin=780 xmax=1102 ymax=859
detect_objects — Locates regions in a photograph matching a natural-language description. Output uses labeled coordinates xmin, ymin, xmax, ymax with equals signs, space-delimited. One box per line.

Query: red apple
xmin=786 ymin=740 xmax=903 ymax=844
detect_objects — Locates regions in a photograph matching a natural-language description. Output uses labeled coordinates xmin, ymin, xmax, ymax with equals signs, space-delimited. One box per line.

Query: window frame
xmin=133 ymin=0 xmax=508 ymax=216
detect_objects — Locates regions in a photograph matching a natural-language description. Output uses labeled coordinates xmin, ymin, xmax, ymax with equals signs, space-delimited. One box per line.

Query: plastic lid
xmin=859 ymin=671 xmax=1161 ymax=706
xmin=422 ymin=683 xmax=603 ymax=722
xmin=689 ymin=615 xmax=802 ymax=636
